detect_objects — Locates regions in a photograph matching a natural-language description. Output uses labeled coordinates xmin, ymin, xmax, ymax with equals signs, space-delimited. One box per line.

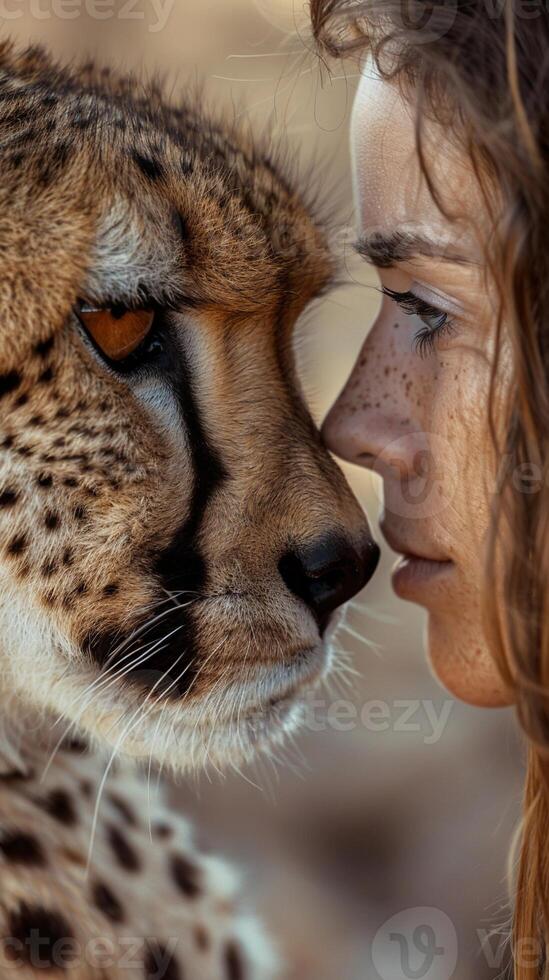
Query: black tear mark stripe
xmin=147 ymin=345 xmax=226 ymax=696
xmin=158 ymin=345 xmax=227 ymax=590
xmin=86 ymin=346 xmax=226 ymax=699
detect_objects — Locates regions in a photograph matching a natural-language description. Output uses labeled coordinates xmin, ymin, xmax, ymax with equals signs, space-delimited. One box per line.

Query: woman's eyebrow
xmin=353 ymin=230 xmax=473 ymax=267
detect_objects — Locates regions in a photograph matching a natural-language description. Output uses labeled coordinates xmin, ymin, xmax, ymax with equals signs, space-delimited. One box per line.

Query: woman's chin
xmin=426 ymin=617 xmax=515 ymax=708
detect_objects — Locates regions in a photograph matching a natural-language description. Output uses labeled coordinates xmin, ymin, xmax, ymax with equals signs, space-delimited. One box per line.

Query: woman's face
xmin=322 ymin=68 xmax=513 ymax=707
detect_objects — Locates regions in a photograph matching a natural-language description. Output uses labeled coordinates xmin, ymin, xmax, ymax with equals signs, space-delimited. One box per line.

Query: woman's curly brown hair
xmin=310 ymin=1 xmax=549 ymax=977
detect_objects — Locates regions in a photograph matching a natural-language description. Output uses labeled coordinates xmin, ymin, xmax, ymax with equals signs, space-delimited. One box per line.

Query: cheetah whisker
xmin=49 ymin=635 xmax=174 ymax=747
xmin=146 ymin=697 xmax=170 ymax=842
xmin=86 ymin=651 xmax=191 ymax=873
xmin=227 ymin=47 xmax=303 ymax=60
xmin=41 ymin=641 xmax=166 ymax=782
xmin=59 ymin=597 xmax=196 ymax=713
xmin=101 ymin=597 xmax=196 ymax=669
xmin=43 ymin=617 xmax=193 ymax=780
xmin=348 ymin=598 xmax=398 ymax=625
xmin=142 ymin=630 xmax=226 ymax=837
xmin=99 ymin=623 xmax=191 ymax=741
xmin=229 ymin=762 xmax=264 ymax=794
xmin=336 ymin=621 xmax=384 ymax=655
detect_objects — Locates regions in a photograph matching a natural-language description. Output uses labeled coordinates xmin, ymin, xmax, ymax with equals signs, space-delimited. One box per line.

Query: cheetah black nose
xmin=278 ymin=534 xmax=380 ymax=630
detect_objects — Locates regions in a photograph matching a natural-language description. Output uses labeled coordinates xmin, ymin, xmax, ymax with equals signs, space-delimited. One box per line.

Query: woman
xmin=310 ymin=1 xmax=549 ymax=977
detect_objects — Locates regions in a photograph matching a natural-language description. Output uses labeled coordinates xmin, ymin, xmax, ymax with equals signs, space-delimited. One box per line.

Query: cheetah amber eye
xmin=78 ymin=305 xmax=155 ymax=362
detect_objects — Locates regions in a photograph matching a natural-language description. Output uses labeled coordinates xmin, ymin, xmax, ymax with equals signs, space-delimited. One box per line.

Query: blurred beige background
xmin=2 ymin=2 xmax=524 ymax=977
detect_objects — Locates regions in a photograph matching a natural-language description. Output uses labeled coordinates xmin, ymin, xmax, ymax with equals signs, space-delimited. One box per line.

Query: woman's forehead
xmin=351 ymin=69 xmax=418 ymax=230
xmin=351 ymin=67 xmax=483 ymax=249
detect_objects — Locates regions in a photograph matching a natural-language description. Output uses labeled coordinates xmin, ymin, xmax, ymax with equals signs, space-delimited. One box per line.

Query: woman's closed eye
xmin=381 ymin=286 xmax=457 ymax=356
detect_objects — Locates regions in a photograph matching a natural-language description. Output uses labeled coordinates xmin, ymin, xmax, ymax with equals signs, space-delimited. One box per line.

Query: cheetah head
xmin=0 ymin=45 xmax=378 ymax=773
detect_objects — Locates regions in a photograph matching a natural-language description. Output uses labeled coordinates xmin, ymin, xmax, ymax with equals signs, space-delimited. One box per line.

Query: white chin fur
xmin=0 ymin=584 xmax=329 ymax=774
xmin=117 ymin=695 xmax=310 ymax=772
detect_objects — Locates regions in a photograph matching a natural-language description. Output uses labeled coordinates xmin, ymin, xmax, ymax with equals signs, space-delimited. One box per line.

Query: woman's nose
xmin=322 ymin=399 xmax=376 ymax=468
xmin=321 ymin=313 xmax=423 ymax=477
xmin=322 ymin=387 xmax=421 ymax=485
xmin=321 ymin=368 xmax=410 ymax=475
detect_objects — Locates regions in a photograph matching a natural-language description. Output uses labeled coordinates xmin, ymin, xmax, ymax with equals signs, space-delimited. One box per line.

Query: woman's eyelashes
xmin=381 ymin=286 xmax=457 ymax=356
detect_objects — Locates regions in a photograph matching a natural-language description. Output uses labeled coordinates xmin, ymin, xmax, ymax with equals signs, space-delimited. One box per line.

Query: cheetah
xmin=0 ymin=42 xmax=379 ymax=979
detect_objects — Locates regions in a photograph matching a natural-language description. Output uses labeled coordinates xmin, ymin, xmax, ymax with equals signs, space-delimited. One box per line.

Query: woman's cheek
xmin=427 ymin=610 xmax=514 ymax=706
xmin=429 ymin=352 xmax=495 ymax=565
xmin=421 ymin=339 xmax=513 ymax=707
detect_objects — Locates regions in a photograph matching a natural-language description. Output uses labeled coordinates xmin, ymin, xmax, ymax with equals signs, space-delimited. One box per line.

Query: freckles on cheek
xmin=437 ymin=357 xmax=485 ymax=428
xmin=336 ymin=318 xmax=439 ymax=428
xmin=357 ymin=328 xmax=412 ymax=414
xmin=431 ymin=355 xmax=493 ymax=542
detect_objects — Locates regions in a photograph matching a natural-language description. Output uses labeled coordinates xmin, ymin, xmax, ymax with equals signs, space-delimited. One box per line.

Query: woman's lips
xmin=391 ymin=554 xmax=454 ymax=599
xmin=379 ymin=520 xmax=454 ymax=600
